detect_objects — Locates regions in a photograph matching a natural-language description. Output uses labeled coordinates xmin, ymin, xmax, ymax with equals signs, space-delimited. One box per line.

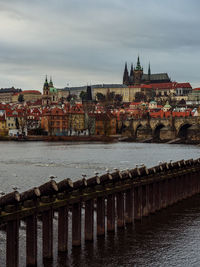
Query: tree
xmin=18 ymin=94 xmax=24 ymax=103
xmin=96 ymin=92 xmax=105 ymax=101
xmin=134 ymin=92 xmax=147 ymax=102
xmin=79 ymin=91 xmax=88 ymax=101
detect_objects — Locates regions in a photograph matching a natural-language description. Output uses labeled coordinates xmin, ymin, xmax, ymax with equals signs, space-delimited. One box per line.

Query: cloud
xmin=0 ymin=0 xmax=199 ymax=90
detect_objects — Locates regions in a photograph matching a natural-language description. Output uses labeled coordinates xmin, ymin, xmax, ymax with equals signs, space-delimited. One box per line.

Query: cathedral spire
xmin=148 ymin=62 xmax=151 ymax=78
xmin=135 ymin=56 xmax=142 ymax=70
xmin=130 ymin=63 xmax=134 ymax=76
xmin=123 ymin=62 xmax=129 ymax=85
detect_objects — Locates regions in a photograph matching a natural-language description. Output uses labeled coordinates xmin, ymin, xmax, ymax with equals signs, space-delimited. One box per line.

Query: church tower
xmin=42 ymin=76 xmax=51 ymax=106
xmin=123 ymin=62 xmax=129 ymax=85
xmin=134 ymin=56 xmax=143 ymax=85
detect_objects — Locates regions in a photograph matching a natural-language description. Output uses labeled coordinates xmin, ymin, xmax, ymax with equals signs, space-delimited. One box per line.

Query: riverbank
xmin=0 ymin=135 xmax=199 ymax=145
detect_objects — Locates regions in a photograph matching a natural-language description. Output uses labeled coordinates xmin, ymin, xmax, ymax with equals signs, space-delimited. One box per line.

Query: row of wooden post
xmin=3 ymin=162 xmax=200 ymax=267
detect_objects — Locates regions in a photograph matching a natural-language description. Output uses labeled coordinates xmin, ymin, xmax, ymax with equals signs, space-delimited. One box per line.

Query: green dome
xmin=49 ymin=87 xmax=57 ymax=93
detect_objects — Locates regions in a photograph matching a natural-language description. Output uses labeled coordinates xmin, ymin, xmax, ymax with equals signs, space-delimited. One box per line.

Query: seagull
xmin=106 ymin=168 xmax=110 ymax=173
xmin=94 ymin=171 xmax=99 ymax=176
xmin=12 ymin=185 xmax=18 ymax=191
xmin=82 ymin=173 xmax=87 ymax=179
xmin=49 ymin=175 xmax=57 ymax=180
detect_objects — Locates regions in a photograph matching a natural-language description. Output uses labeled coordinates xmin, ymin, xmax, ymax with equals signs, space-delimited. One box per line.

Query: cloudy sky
xmin=0 ymin=0 xmax=200 ymax=91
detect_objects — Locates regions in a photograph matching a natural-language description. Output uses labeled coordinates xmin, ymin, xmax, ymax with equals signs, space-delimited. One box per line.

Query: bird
xmin=94 ymin=171 xmax=99 ymax=176
xmin=49 ymin=175 xmax=57 ymax=180
xmin=12 ymin=185 xmax=18 ymax=191
xmin=106 ymin=168 xmax=110 ymax=173
xmin=0 ymin=191 xmax=5 ymax=196
xmin=82 ymin=173 xmax=87 ymax=179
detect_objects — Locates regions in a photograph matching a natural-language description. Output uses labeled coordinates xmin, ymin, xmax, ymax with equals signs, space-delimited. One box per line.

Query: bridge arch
xmin=153 ymin=123 xmax=165 ymax=140
xmin=135 ymin=123 xmax=142 ymax=138
xmin=177 ymin=123 xmax=192 ymax=139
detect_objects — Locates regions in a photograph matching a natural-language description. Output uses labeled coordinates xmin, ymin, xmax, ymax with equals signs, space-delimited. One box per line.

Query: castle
xmin=123 ymin=56 xmax=171 ymax=86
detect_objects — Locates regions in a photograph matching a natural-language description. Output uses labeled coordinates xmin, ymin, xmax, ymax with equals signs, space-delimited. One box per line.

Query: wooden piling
xmin=97 ymin=197 xmax=105 ymax=236
xmin=6 ymin=219 xmax=19 ymax=267
xmin=125 ymin=189 xmax=134 ymax=223
xmin=58 ymin=205 xmax=68 ymax=252
xmin=134 ymin=186 xmax=142 ymax=220
xmin=107 ymin=194 xmax=115 ymax=231
xmin=117 ymin=192 xmax=124 ymax=227
xmin=85 ymin=199 xmax=94 ymax=241
xmin=42 ymin=209 xmax=53 ymax=259
xmin=72 ymin=202 xmax=81 ymax=246
xmin=26 ymin=214 xmax=37 ymax=266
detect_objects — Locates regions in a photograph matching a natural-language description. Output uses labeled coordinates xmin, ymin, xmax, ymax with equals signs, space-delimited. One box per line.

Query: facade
xmin=95 ymin=113 xmax=116 ymax=136
xmin=42 ymin=77 xmax=58 ymax=106
xmin=0 ymin=87 xmax=22 ymax=103
xmin=123 ymin=57 xmax=171 ymax=86
xmin=12 ymin=90 xmax=42 ymax=103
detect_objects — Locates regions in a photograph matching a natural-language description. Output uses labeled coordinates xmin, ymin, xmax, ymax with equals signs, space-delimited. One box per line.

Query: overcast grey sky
xmin=0 ymin=0 xmax=200 ymax=91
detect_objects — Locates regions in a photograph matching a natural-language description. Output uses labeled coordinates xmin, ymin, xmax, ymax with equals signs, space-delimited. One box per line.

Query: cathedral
xmin=123 ymin=56 xmax=171 ymax=86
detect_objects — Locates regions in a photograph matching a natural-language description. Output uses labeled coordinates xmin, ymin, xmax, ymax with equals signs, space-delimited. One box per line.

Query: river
xmin=0 ymin=141 xmax=199 ymax=266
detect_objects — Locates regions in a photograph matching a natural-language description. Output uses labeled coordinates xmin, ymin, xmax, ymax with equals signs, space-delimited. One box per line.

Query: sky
xmin=0 ymin=0 xmax=200 ymax=91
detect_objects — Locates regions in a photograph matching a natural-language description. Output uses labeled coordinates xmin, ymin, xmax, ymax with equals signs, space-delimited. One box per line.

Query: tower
xmin=123 ymin=62 xmax=129 ymax=85
xmin=42 ymin=76 xmax=51 ymax=106
xmin=49 ymin=76 xmax=53 ymax=87
xmin=129 ymin=63 xmax=134 ymax=85
xmin=148 ymin=62 xmax=151 ymax=82
xmin=134 ymin=56 xmax=143 ymax=85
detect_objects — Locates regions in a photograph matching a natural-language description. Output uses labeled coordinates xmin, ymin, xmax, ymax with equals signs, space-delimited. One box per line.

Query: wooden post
xmin=155 ymin=181 xmax=160 ymax=211
xmin=58 ymin=205 xmax=68 ymax=252
xmin=85 ymin=199 xmax=94 ymax=241
xmin=148 ymin=183 xmax=153 ymax=213
xmin=125 ymin=188 xmax=134 ymax=223
xmin=107 ymin=194 xmax=115 ymax=232
xmin=97 ymin=197 xmax=105 ymax=236
xmin=117 ymin=192 xmax=124 ymax=227
xmin=6 ymin=219 xmax=19 ymax=267
xmin=42 ymin=209 xmax=53 ymax=259
xmin=26 ymin=214 xmax=37 ymax=266
xmin=134 ymin=186 xmax=142 ymax=220
xmin=142 ymin=185 xmax=147 ymax=216
xmin=72 ymin=202 xmax=81 ymax=246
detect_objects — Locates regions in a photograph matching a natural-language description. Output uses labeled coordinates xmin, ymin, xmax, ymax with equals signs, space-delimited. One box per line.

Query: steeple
xmin=49 ymin=76 xmax=53 ymax=87
xmin=123 ymin=62 xmax=129 ymax=85
xmin=148 ymin=62 xmax=151 ymax=80
xmin=130 ymin=63 xmax=134 ymax=76
xmin=45 ymin=75 xmax=48 ymax=85
xmin=135 ymin=56 xmax=142 ymax=71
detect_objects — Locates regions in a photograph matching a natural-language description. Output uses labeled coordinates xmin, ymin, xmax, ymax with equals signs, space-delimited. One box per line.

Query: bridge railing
xmin=0 ymin=158 xmax=200 ymax=266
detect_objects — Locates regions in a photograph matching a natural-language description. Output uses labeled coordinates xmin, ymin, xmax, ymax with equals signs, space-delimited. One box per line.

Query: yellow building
xmin=0 ymin=115 xmax=8 ymax=136
xmin=92 ymin=84 xmax=141 ymax=102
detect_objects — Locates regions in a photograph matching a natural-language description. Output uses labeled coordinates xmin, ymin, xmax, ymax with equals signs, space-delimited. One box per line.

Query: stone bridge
xmin=124 ymin=116 xmax=200 ymax=142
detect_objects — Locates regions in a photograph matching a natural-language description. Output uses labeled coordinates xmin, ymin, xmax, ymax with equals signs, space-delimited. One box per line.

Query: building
xmin=42 ymin=77 xmax=58 ymax=106
xmin=0 ymin=87 xmax=22 ymax=103
xmin=12 ymin=90 xmax=42 ymax=103
xmin=123 ymin=57 xmax=171 ymax=86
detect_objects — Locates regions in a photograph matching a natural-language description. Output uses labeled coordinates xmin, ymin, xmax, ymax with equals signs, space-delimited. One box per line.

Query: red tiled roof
xmin=193 ymin=88 xmax=200 ymax=91
xmin=175 ymin=83 xmax=192 ymax=88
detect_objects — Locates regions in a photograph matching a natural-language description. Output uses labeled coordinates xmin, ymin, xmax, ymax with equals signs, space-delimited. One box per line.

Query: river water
xmin=0 ymin=141 xmax=200 ymax=266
